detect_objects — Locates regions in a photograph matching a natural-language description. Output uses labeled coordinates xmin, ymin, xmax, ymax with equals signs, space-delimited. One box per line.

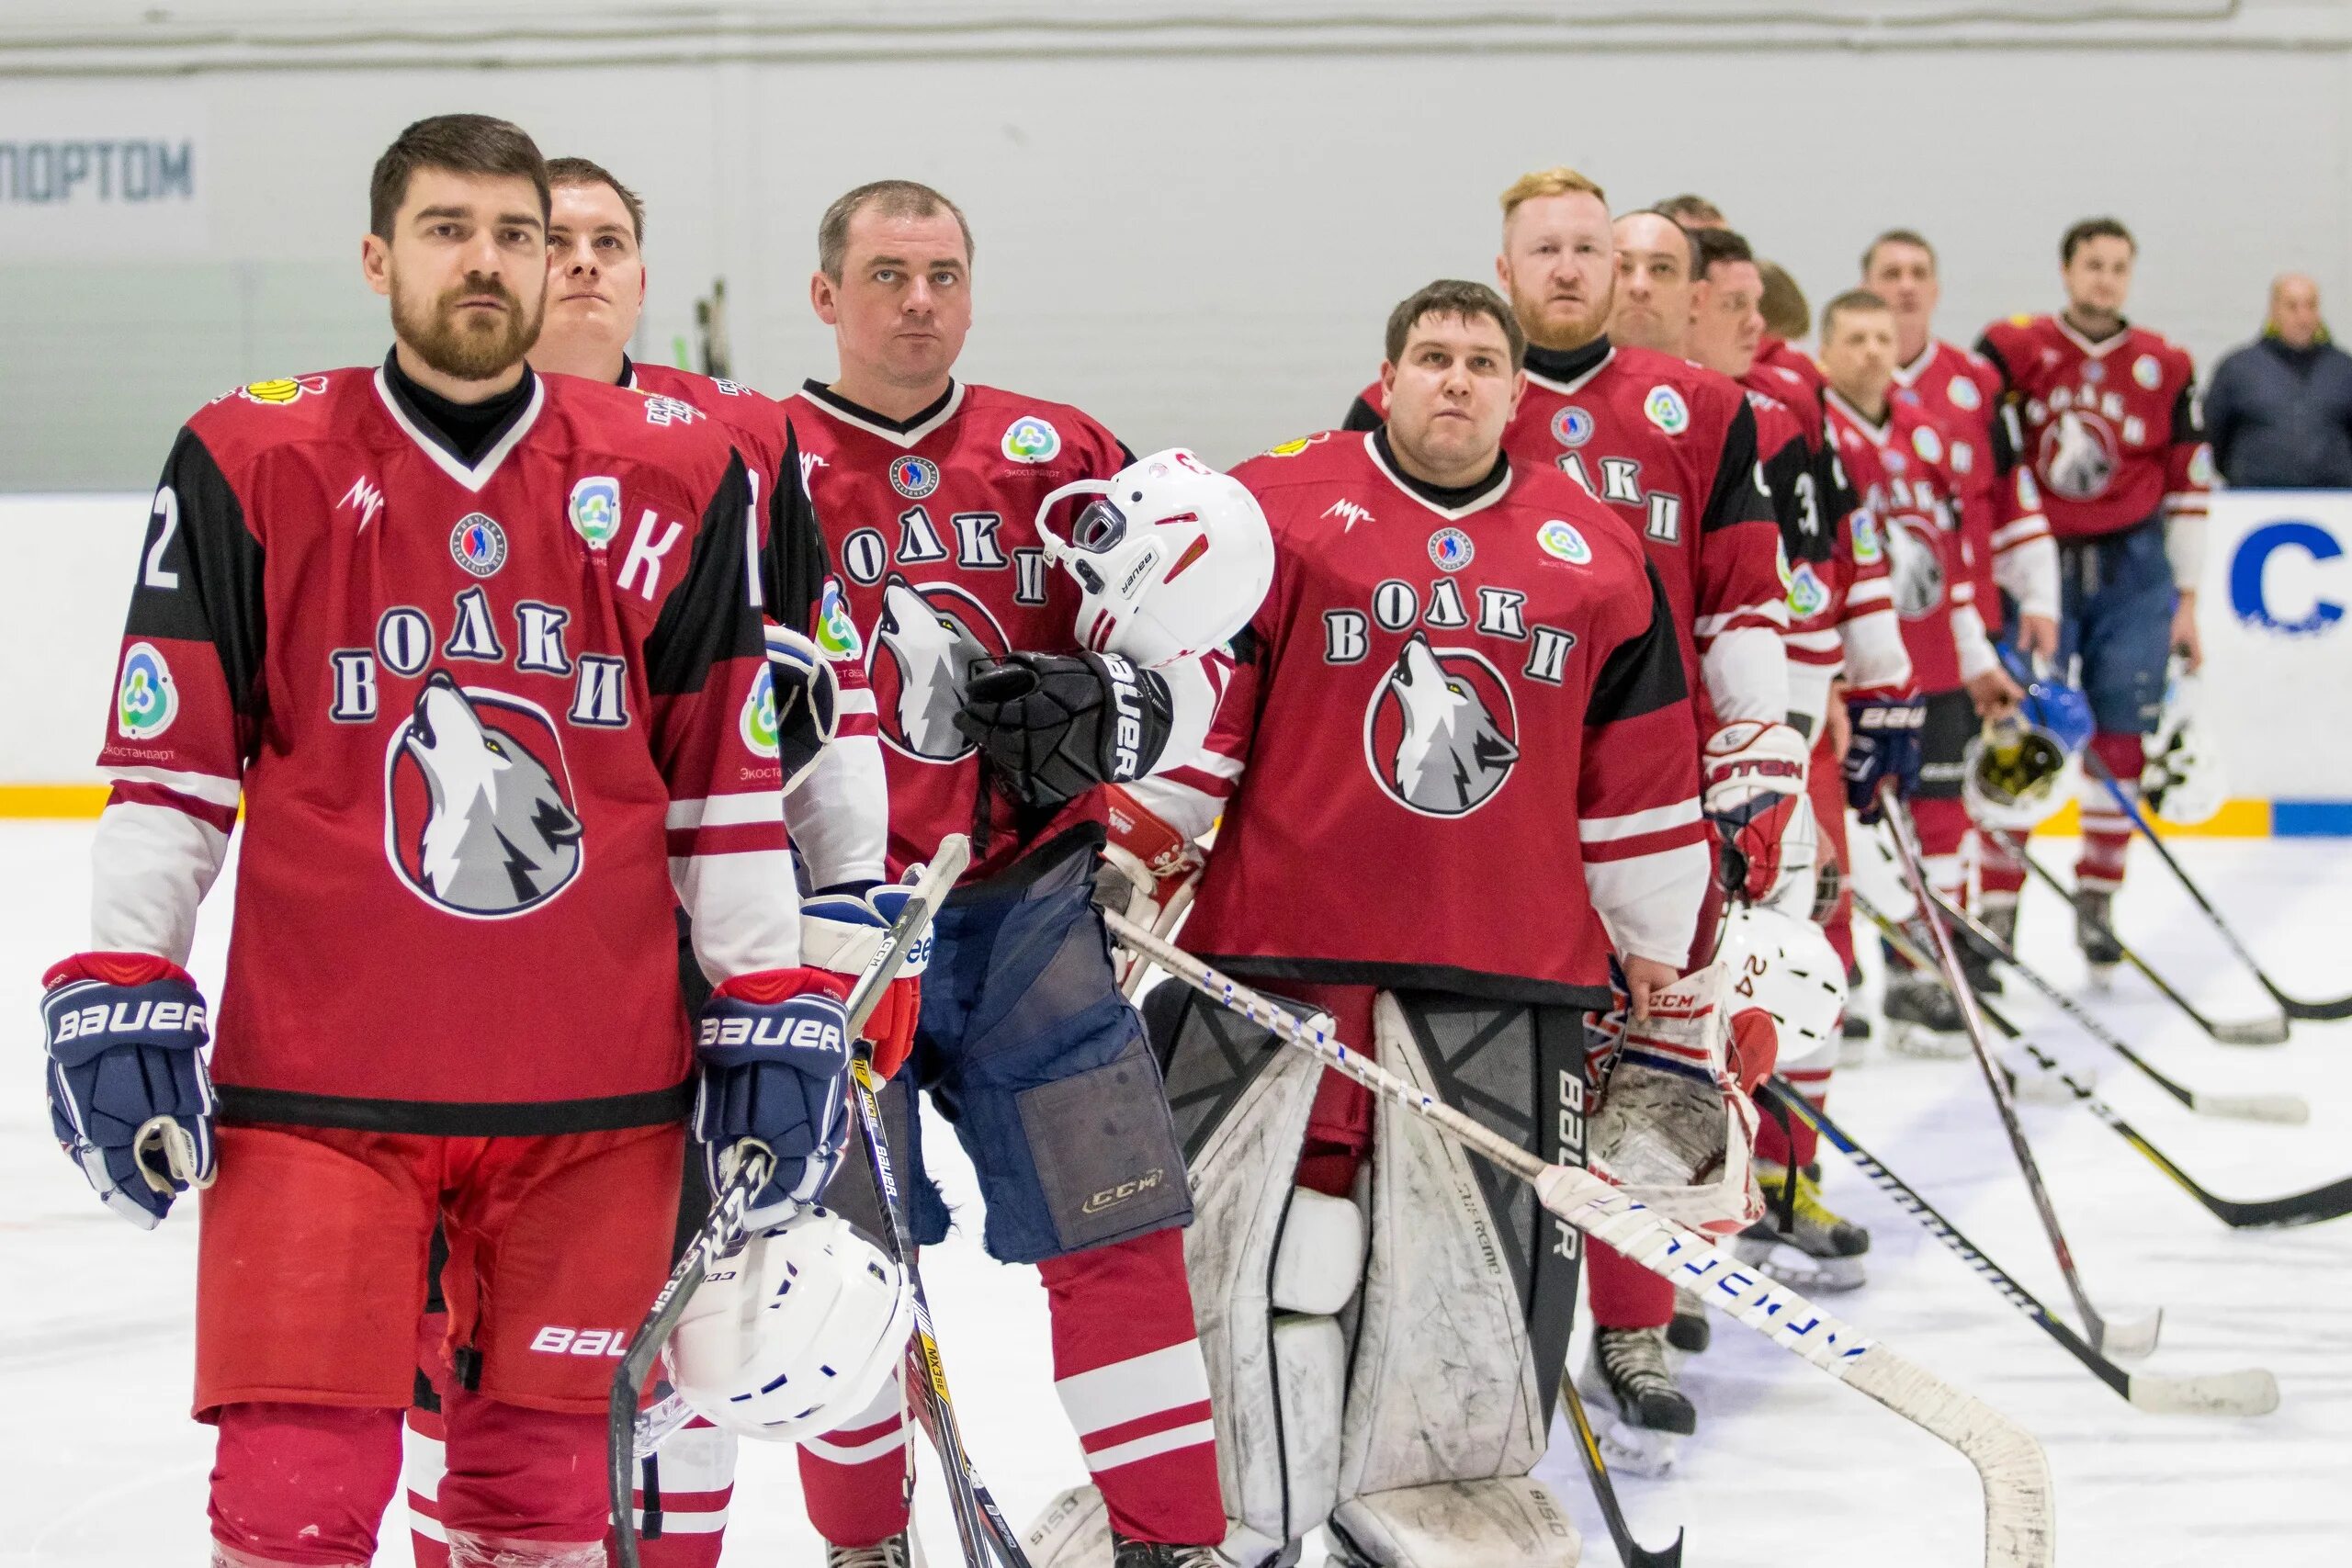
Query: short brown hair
xmin=1860 ymin=227 xmax=1935 ymax=277
xmin=1385 ymin=279 xmax=1526 ymax=372
xmin=369 ymin=114 xmax=548 ymax=240
xmin=1758 ymin=260 xmax=1811 ymax=340
xmin=1692 ymin=226 xmax=1755 ymax=279
xmin=1656 ymin=193 xmax=1725 ymax=228
xmin=1819 ymin=288 xmax=1892 ymax=341
xmin=2062 ymin=216 xmax=2135 ymax=265
xmin=547 ymin=155 xmax=645 ymax=245
xmin=819 ymin=180 xmax=974 ymax=280
xmin=1499 ymin=166 xmax=1608 ymax=229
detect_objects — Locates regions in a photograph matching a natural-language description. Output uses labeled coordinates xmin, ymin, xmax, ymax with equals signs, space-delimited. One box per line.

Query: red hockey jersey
xmin=90 ymin=361 xmax=791 ymax=1132
xmin=1142 ymin=429 xmax=1710 ymax=1005
xmin=1755 ymin=337 xmax=1826 ymax=405
xmin=1348 ymin=339 xmax=1785 ymax=729
xmin=625 ymin=359 xmax=887 ymax=889
xmin=1974 ymin=314 xmax=2210 ymax=541
xmin=1824 ymin=389 xmax=1994 ymax=695
xmin=1892 ymin=339 xmax=2052 ymax=632
xmin=784 ymin=379 xmax=1136 ymax=884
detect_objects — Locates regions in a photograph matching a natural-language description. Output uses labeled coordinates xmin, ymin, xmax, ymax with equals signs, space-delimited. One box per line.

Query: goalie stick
xmin=1103 ymin=910 xmax=2055 ymax=1568
xmin=608 ymin=838 xmax=965 ymax=1568
xmin=1922 ymin=886 xmax=2307 ymax=1123
xmin=2016 ymin=849 xmax=2288 ymax=1046
xmin=2086 ymin=752 xmax=2352 ymax=1023
xmin=1757 ymin=1081 xmax=2279 ymax=1415
xmin=1557 ymin=1370 xmax=1684 ymax=1568
xmin=1860 ymin=896 xmax=2352 ymax=1232
xmin=1878 ymin=789 xmax=2161 ymax=1361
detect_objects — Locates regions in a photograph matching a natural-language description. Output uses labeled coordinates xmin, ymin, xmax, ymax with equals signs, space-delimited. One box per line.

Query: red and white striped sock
xmin=2077 ymin=733 xmax=2145 ymax=893
xmin=796 ymin=1371 xmax=913 ymax=1551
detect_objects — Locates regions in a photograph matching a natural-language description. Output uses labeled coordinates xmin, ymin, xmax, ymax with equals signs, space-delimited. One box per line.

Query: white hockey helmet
xmin=2143 ymin=665 xmax=2226 ymax=825
xmin=671 ymin=1207 xmax=913 ymax=1442
xmin=1034 ymin=448 xmax=1274 ymax=668
xmin=1717 ymin=904 xmax=1849 ymax=1057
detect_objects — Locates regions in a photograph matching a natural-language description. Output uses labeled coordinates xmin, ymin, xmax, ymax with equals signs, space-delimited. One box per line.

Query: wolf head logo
xmin=390 ymin=674 xmax=583 ymax=916
xmin=2041 ymin=410 xmax=2117 ymax=501
xmin=1883 ymin=513 xmax=1948 ymax=620
xmin=869 ymin=576 xmax=1003 ymax=762
xmin=1366 ymin=634 xmax=1520 ymax=817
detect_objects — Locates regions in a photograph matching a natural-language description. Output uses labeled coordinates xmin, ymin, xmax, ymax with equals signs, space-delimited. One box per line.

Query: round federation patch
xmin=568 ymin=475 xmax=620 ymax=549
xmin=889 ymin=456 xmax=941 ymax=499
xmin=2083 ymin=359 xmax=2106 ymax=384
xmin=1551 ymin=405 xmax=1596 ymax=447
xmin=450 ymin=513 xmax=507 ymax=578
xmin=1644 ymin=385 xmax=1690 ymax=435
xmin=1429 ymin=527 xmax=1475 ymax=571
xmin=1003 ymin=416 xmax=1062 ymax=463
xmin=1536 ymin=519 xmax=1591 ymax=564
xmin=117 ymin=641 xmax=177 ymax=740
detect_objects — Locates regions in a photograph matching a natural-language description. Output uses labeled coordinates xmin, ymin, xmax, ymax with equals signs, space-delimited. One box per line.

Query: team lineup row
xmin=37 ymin=107 xmax=2215 ymax=1568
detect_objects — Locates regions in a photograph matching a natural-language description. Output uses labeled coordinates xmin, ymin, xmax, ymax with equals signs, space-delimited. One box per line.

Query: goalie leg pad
xmin=1337 ymin=993 xmax=1587 ymax=1504
xmin=1328 ymin=1477 xmax=1581 ymax=1568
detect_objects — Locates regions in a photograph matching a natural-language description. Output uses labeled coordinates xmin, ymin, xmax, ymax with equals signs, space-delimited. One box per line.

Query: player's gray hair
xmin=818 ymin=180 xmax=975 ymax=281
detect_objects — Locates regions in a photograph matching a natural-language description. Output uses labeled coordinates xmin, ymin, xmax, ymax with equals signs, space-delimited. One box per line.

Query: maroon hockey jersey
xmin=1144 ymin=429 xmax=1710 ymax=1006
xmin=1893 ymin=339 xmax=2051 ymax=632
xmin=784 ymin=379 xmax=1135 ymax=883
xmin=1974 ymin=314 xmax=2210 ymax=541
xmin=1349 ymin=339 xmax=1785 ymax=729
xmin=90 ymin=361 xmax=793 ymax=1132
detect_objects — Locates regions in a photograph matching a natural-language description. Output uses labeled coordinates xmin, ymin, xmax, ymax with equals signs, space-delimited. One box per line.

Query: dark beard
xmin=394 ymin=272 xmax=544 ymax=381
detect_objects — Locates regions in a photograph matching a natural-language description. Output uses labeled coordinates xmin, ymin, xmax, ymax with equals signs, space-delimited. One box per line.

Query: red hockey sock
xmin=1907 ymin=795 xmax=1972 ymax=906
xmin=797 ymin=1371 xmax=914 ymax=1550
xmin=1975 ymin=826 xmax=2028 ymax=906
xmin=210 ymin=1402 xmax=404 ymax=1567
xmin=1587 ymin=1236 xmax=1673 ymax=1327
xmin=2077 ymin=733 xmax=2145 ymax=892
xmin=630 ymin=1414 xmax=739 ymax=1568
xmin=1039 ymin=1227 xmax=1223 ymax=1546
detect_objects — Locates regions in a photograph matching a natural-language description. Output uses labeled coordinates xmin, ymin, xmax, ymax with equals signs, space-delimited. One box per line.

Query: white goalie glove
xmin=1586 ymin=964 xmax=1767 ymax=1235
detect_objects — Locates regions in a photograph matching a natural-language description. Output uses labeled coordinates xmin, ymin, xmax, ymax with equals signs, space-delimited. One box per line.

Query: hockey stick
xmin=843 ymin=839 xmax=1034 ymax=1568
xmin=1878 ymin=789 xmax=2162 ymax=1360
xmin=1860 ymin=897 xmax=2352 ymax=1232
xmin=1757 ymin=1081 xmax=2278 ymax=1414
xmin=2085 ymin=752 xmax=2352 ymax=1022
xmin=1922 ymin=887 xmax=2308 ymax=1123
xmin=1557 ymin=1371 xmax=1684 ymax=1568
xmin=1118 ymin=868 xmax=1200 ymax=1000
xmin=2015 ymin=849 xmax=2288 ymax=1046
xmin=609 ymin=838 xmax=964 ymax=1568
xmin=1104 ymin=911 xmax=2054 ymax=1568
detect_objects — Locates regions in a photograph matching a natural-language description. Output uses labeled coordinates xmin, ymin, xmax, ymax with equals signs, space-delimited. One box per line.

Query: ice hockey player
xmin=391 ymin=155 xmax=911 ymax=1566
xmin=36 ymin=115 xmax=890 ymax=1568
xmin=1861 ymin=229 xmax=2058 ymax=985
xmin=1976 ymin=218 xmax=2213 ymax=975
xmin=1127 ymin=278 xmax=1721 ymax=1565
xmin=1684 ymin=228 xmax=1911 ymax=1307
xmin=783 ymin=179 xmax=1257 ymax=1568
xmin=1344 ymin=173 xmax=1797 ymax=1472
xmin=1819 ymin=289 xmax=2040 ymax=1056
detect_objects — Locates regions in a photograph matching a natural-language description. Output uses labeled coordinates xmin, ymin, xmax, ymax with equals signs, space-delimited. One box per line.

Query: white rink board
xmin=2203 ymin=491 xmax=2352 ymax=801
xmin=5 ymin=822 xmax=2351 ymax=1564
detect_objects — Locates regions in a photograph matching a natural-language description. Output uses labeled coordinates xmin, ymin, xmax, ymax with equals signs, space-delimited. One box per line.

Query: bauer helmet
xmin=1717 ymin=904 xmax=1849 ymax=1057
xmin=1962 ymin=650 xmax=2093 ymax=830
xmin=1034 ymin=448 xmax=1274 ymax=667
xmin=2143 ymin=662 xmax=2226 ymax=825
xmin=671 ymin=1206 xmax=914 ymax=1442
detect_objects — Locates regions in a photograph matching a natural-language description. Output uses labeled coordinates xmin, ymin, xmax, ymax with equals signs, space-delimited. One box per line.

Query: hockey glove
xmin=40 ymin=953 xmax=217 ymax=1230
xmin=799 ymin=881 xmax=932 ymax=1081
xmin=1843 ymin=689 xmax=1926 ymax=822
xmin=1702 ymin=720 xmax=1811 ymax=905
xmin=694 ymin=965 xmax=853 ymax=1228
xmin=762 ymin=622 xmax=841 ymax=794
xmin=954 ymin=650 xmax=1175 ymax=808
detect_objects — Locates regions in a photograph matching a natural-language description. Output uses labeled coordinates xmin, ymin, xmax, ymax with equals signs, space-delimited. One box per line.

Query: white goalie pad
xmin=1329 ymin=1476 xmax=1581 ymax=1568
xmin=1338 ymin=995 xmax=1550 ymax=1505
xmin=1586 ymin=964 xmax=1762 ymax=1236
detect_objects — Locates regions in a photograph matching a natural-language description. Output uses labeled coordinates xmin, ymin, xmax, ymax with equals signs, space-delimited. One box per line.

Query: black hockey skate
xmin=1114 ymin=1535 xmax=1229 ymax=1568
xmin=1577 ymin=1325 xmax=1695 ymax=1477
xmin=1883 ymin=964 xmax=1969 ymax=1059
xmin=826 ymin=1537 xmax=914 ymax=1568
xmin=2075 ymin=888 xmax=2123 ymax=983
xmin=1666 ymin=1286 xmax=1711 ymax=1353
xmin=1734 ymin=1159 xmax=1871 ymax=1290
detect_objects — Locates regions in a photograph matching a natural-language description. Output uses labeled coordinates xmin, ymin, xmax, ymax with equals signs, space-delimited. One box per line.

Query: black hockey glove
xmin=954 ymin=650 xmax=1174 ymax=808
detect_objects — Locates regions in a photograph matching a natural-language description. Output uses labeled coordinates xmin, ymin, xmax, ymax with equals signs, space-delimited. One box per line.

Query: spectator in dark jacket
xmin=2207 ymin=274 xmax=2352 ymax=488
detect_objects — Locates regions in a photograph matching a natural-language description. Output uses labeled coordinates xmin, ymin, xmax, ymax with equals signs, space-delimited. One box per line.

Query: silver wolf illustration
xmin=402 ymin=673 xmax=582 ymax=914
xmin=875 ymin=577 xmax=989 ymax=760
xmin=1385 ymin=634 xmax=1519 ymax=815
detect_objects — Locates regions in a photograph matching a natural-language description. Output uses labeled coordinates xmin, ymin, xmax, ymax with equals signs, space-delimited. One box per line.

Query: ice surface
xmin=4 ymin=823 xmax=2347 ymax=1565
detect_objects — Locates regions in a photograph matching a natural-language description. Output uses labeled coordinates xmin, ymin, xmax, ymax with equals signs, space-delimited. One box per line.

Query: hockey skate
xmin=1576 ymin=1325 xmax=1694 ymax=1476
xmin=827 ymin=1536 xmax=919 ymax=1568
xmin=1838 ymin=963 xmax=1871 ymax=1066
xmin=1114 ymin=1536 xmax=1229 ymax=1568
xmin=1666 ymin=1285 xmax=1711 ymax=1353
xmin=1882 ymin=966 xmax=1969 ymax=1058
xmin=2075 ymin=888 xmax=2123 ymax=986
xmin=1733 ymin=1160 xmax=1870 ymax=1291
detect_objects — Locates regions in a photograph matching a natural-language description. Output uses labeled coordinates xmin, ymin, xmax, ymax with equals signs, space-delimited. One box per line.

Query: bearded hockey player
xmin=1342 ymin=172 xmax=1797 ymax=1467
xmin=1862 ymin=229 xmax=2058 ymax=981
xmin=1976 ymin=218 xmax=2212 ymax=975
xmin=35 ymin=116 xmax=895 ymax=1568
xmin=780 ymin=180 xmax=1258 ymax=1568
xmin=1120 ymin=279 xmax=1715 ymax=1565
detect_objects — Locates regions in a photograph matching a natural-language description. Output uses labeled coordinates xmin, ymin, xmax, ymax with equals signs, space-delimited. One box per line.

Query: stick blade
xmin=2214 ymin=1016 xmax=2292 ymax=1046
xmin=2092 ymin=1308 xmax=2162 ymax=1360
xmin=2125 ymin=1367 xmax=2280 ymax=1417
xmin=2196 ymin=1090 xmax=2312 ymax=1124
